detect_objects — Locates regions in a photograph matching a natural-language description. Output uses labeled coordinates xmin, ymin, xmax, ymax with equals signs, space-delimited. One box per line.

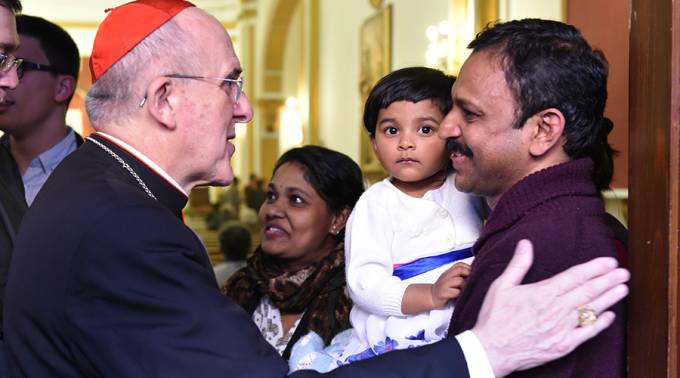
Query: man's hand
xmin=431 ymin=262 xmax=471 ymax=308
xmin=472 ymin=240 xmax=630 ymax=377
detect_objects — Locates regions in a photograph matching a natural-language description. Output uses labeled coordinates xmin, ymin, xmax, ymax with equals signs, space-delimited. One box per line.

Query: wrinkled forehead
xmin=453 ymin=50 xmax=518 ymax=111
xmin=178 ymin=8 xmax=241 ymax=75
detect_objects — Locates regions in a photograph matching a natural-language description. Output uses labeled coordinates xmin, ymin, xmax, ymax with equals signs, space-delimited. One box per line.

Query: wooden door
xmin=628 ymin=0 xmax=680 ymax=376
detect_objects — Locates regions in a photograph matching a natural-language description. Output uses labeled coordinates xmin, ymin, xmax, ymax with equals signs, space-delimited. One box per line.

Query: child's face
xmin=371 ymin=99 xmax=449 ymax=187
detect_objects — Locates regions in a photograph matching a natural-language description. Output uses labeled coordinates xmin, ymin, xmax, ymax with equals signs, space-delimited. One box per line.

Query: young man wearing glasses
xmin=0 ymin=21 xmax=80 ymax=364
xmin=0 ymin=15 xmax=83 ymax=206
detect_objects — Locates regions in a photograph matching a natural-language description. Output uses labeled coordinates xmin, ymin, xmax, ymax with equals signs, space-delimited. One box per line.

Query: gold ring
xmin=577 ymin=305 xmax=597 ymax=327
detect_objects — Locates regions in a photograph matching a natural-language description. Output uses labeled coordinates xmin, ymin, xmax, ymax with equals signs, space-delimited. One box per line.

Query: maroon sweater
xmin=448 ymin=158 xmax=625 ymax=377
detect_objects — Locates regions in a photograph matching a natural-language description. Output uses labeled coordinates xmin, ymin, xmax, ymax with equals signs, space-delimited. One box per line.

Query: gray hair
xmin=85 ymin=17 xmax=198 ymax=128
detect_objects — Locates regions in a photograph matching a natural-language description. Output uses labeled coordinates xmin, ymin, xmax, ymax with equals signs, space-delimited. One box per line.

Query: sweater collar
xmin=474 ymin=158 xmax=597 ymax=253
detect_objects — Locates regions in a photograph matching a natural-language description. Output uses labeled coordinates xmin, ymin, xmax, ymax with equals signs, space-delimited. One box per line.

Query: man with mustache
xmin=445 ymin=19 xmax=625 ymax=377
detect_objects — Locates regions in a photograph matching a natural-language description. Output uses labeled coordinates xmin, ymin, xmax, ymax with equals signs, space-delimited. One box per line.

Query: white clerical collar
xmin=95 ymin=132 xmax=188 ymax=196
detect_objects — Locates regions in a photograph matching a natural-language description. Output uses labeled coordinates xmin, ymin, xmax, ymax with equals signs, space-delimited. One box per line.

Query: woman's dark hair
xmin=363 ymin=66 xmax=455 ymax=135
xmin=273 ymin=145 xmax=364 ymax=239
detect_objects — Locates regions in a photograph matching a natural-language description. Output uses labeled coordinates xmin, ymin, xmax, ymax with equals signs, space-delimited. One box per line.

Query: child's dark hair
xmin=363 ymin=67 xmax=455 ymax=136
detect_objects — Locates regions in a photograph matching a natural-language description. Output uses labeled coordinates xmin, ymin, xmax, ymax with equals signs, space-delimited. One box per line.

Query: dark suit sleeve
xmin=65 ymin=204 xmax=288 ymax=378
xmin=65 ymin=204 xmax=471 ymax=378
xmin=0 ymin=146 xmax=27 ymax=328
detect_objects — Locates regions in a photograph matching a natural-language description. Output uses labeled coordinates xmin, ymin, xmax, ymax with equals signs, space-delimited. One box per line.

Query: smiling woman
xmin=222 ymin=145 xmax=364 ymax=360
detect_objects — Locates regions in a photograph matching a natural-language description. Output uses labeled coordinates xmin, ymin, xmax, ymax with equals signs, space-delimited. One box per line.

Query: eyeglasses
xmin=0 ymin=52 xmax=22 ymax=74
xmin=17 ymin=60 xmax=64 ymax=80
xmin=165 ymin=74 xmax=245 ymax=103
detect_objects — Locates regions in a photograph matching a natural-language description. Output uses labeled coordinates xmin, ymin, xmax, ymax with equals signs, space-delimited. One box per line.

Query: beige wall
xmin=499 ymin=0 xmax=564 ymax=21
xmin=318 ymin=1 xmax=373 ymax=160
xmin=318 ymin=0 xmax=450 ymax=162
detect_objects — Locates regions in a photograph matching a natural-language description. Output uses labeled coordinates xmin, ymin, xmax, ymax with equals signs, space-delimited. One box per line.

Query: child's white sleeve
xmin=344 ymin=190 xmax=408 ymax=317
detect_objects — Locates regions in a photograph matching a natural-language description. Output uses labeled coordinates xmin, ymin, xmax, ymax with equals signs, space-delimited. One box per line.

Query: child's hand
xmin=431 ymin=262 xmax=471 ymax=308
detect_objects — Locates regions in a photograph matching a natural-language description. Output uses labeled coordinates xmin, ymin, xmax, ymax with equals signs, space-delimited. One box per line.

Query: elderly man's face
xmin=0 ymin=5 xmax=19 ymax=104
xmin=439 ymin=50 xmax=532 ymax=207
xmin=175 ymin=9 xmax=253 ymax=187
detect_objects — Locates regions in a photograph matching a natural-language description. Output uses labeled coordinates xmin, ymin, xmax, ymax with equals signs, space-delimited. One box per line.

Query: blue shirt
xmin=21 ymin=129 xmax=78 ymax=205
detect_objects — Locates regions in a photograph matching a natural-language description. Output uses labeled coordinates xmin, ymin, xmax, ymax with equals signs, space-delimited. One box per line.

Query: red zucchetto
xmin=89 ymin=0 xmax=195 ymax=83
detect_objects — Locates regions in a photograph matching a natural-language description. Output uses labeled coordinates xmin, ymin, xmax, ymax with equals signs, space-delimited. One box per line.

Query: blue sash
xmin=392 ymin=247 xmax=473 ymax=280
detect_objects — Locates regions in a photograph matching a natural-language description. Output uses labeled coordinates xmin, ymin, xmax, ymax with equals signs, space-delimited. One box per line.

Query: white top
xmin=345 ymin=174 xmax=483 ymax=317
xmin=316 ymin=174 xmax=485 ymax=365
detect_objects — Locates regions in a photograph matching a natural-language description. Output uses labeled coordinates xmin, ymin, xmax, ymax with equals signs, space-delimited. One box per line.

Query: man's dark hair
xmin=363 ymin=67 xmax=455 ymax=136
xmin=273 ymin=145 xmax=364 ymax=240
xmin=219 ymin=225 xmax=251 ymax=261
xmin=591 ymin=116 xmax=617 ymax=191
xmin=0 ymin=0 xmax=21 ymax=14
xmin=16 ymin=15 xmax=80 ymax=102
xmin=469 ymin=19 xmax=612 ymax=179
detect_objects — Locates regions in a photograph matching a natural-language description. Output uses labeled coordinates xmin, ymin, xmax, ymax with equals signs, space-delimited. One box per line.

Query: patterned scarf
xmin=223 ymin=243 xmax=352 ymax=346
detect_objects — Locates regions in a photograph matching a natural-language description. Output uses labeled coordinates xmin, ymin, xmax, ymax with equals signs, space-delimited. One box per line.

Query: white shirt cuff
xmin=455 ymin=330 xmax=495 ymax=378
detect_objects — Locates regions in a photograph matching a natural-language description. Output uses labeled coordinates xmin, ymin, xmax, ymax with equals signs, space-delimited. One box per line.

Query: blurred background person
xmin=245 ymin=173 xmax=266 ymax=212
xmin=214 ymin=222 xmax=251 ymax=288
xmin=219 ymin=175 xmax=241 ymax=220
xmin=206 ymin=177 xmax=241 ymax=230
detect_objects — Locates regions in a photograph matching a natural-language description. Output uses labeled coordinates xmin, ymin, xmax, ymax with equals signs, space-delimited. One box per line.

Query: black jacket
xmin=0 ymin=129 xmax=83 ymax=334
xmin=0 ymin=143 xmax=26 ymax=335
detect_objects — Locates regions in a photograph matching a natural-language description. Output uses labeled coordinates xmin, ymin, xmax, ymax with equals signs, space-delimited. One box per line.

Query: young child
xmin=290 ymin=67 xmax=485 ymax=372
